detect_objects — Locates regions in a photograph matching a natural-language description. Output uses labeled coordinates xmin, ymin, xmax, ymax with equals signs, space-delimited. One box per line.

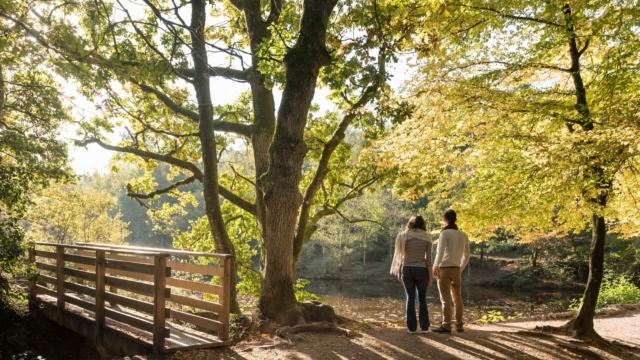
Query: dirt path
xmin=485 ymin=313 xmax=640 ymax=345
xmin=170 ymin=314 xmax=640 ymax=360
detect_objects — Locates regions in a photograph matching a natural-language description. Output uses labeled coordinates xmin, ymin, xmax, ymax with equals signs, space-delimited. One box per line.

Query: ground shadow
xmin=205 ymin=325 xmax=640 ymax=360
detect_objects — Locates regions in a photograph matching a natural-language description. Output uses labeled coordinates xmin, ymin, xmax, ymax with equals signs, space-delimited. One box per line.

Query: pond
xmin=306 ymin=279 xmax=582 ymax=324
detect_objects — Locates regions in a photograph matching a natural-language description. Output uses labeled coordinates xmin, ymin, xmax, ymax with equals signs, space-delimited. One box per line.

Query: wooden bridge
xmin=28 ymin=242 xmax=232 ymax=357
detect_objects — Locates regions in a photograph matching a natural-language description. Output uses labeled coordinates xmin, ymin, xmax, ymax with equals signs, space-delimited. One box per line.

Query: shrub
xmin=568 ymin=273 xmax=640 ymax=310
xmin=294 ymin=278 xmax=323 ymax=302
xmin=597 ymin=274 xmax=640 ymax=308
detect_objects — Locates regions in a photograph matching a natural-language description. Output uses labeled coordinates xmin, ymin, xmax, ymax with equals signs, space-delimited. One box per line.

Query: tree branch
xmin=266 ymin=0 xmax=283 ymax=25
xmin=327 ymin=204 xmax=388 ymax=229
xmin=454 ymin=4 xmax=563 ymax=27
xmin=443 ymin=60 xmax=571 ymax=76
xmin=127 ymin=175 xmax=197 ymax=199
xmin=219 ymin=186 xmax=256 ymax=215
xmin=133 ymin=81 xmax=254 ymax=136
xmin=76 ymin=137 xmax=203 ymax=176
xmin=178 ymin=66 xmax=250 ymax=82
xmin=75 ymin=137 xmax=256 ymax=215
xmin=293 ymin=39 xmax=388 ymax=264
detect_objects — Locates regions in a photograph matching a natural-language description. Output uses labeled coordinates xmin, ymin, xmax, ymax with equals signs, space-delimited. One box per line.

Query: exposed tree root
xmin=523 ymin=327 xmax=640 ymax=360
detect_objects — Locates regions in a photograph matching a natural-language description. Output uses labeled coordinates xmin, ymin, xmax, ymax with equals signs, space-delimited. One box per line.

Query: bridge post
xmin=95 ymin=250 xmax=106 ymax=349
xmin=56 ymin=246 xmax=65 ymax=323
xmin=220 ymin=255 xmax=232 ymax=342
xmin=152 ymin=254 xmax=168 ymax=357
xmin=27 ymin=245 xmax=36 ymax=308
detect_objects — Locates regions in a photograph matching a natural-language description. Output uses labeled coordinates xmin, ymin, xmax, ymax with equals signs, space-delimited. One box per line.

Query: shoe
xmin=456 ymin=327 xmax=464 ymax=333
xmin=431 ymin=326 xmax=451 ymax=333
xmin=407 ymin=330 xmax=416 ymax=334
xmin=418 ymin=329 xmax=429 ymax=334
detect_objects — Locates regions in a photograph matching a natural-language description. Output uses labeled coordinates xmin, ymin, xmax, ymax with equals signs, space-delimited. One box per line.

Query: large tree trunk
xmin=561 ymin=211 xmax=606 ymax=339
xmin=190 ymin=0 xmax=240 ymax=313
xmin=258 ymin=0 xmax=337 ymax=324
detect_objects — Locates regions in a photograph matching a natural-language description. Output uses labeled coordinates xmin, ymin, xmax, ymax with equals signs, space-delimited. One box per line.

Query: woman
xmin=390 ymin=215 xmax=433 ymax=334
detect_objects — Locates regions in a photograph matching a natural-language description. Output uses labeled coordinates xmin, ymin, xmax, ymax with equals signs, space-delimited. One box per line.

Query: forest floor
xmin=169 ymin=310 xmax=640 ymax=360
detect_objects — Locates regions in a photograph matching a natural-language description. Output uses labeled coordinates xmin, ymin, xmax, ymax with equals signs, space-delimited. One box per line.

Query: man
xmin=432 ymin=209 xmax=470 ymax=333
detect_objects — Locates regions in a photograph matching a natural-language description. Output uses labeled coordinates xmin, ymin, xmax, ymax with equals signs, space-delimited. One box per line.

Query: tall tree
xmin=5 ymin=0 xmax=420 ymax=323
xmin=381 ymin=0 xmax=640 ymax=340
xmin=0 ymin=0 xmax=70 ymax=288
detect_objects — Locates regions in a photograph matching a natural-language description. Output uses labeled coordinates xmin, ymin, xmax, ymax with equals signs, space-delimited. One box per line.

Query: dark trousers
xmin=402 ymin=266 xmax=430 ymax=331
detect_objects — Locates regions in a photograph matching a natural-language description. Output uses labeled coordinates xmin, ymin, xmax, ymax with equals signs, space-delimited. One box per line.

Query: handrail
xmin=75 ymin=242 xmax=233 ymax=259
xmin=35 ymin=242 xmax=168 ymax=257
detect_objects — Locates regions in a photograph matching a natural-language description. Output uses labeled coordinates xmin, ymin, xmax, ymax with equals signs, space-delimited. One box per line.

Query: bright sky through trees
xmin=66 ymin=37 xmax=412 ymax=174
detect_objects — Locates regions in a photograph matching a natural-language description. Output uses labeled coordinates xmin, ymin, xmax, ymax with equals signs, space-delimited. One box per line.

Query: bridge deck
xmin=35 ymin=294 xmax=225 ymax=352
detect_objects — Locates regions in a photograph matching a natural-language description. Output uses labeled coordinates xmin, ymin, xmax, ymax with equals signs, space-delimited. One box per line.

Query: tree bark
xmin=258 ymin=0 xmax=338 ymax=324
xmin=189 ymin=0 xmax=239 ymax=313
xmin=561 ymin=208 xmax=606 ymax=339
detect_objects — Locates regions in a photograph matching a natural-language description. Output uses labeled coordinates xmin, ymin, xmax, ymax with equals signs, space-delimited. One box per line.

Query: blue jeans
xmin=402 ymin=266 xmax=430 ymax=331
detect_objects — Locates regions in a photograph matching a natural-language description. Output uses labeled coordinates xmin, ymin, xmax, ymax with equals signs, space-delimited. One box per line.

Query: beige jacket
xmin=433 ymin=229 xmax=470 ymax=269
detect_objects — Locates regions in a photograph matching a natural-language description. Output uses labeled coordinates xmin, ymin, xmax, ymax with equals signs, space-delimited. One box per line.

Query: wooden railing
xmin=29 ymin=242 xmax=232 ymax=355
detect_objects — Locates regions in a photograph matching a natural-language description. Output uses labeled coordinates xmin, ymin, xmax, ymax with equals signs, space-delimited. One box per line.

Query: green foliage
xmin=299 ymin=188 xmax=420 ymax=277
xmin=569 ymin=273 xmax=640 ymax=310
xmin=379 ymin=0 xmax=640 ymax=242
xmin=478 ymin=309 xmax=525 ymax=324
xmin=0 ymin=214 xmax=23 ymax=293
xmin=0 ymin=2 xmax=70 ymax=285
xmin=25 ymin=178 xmax=130 ymax=245
xmin=597 ymin=274 xmax=640 ymax=308
xmin=485 ymin=228 xmax=522 ymax=254
xmin=478 ymin=310 xmax=505 ymax=324
xmin=173 ymin=214 xmax=261 ymax=298
xmin=294 ymin=279 xmax=322 ymax=302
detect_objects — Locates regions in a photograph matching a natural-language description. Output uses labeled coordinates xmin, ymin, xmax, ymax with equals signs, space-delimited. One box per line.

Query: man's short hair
xmin=444 ymin=209 xmax=457 ymax=224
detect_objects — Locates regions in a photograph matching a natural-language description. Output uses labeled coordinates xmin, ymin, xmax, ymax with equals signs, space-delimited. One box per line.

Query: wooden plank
xmin=35 ymin=284 xmax=57 ymax=297
xmin=106 ymin=268 xmax=153 ymax=282
xmin=104 ymin=253 xmax=153 ymax=265
xmin=61 ymin=292 xmax=170 ymax=339
xmin=104 ymin=291 xmax=170 ymax=318
xmin=56 ymin=246 xmax=65 ymax=323
xmin=35 ymin=262 xmax=57 ymax=273
xmin=105 ymin=258 xmax=157 ymax=275
xmin=64 ymin=267 xmax=96 ymax=282
xmin=71 ymin=261 xmax=152 ymax=282
xmin=220 ymin=256 xmax=231 ymax=341
xmin=166 ymin=278 xmax=223 ymax=296
xmin=64 ymin=293 xmax=96 ymax=312
xmin=105 ymin=276 xmax=156 ymax=296
xmin=65 ymin=281 xmax=96 ymax=297
xmin=170 ymin=309 xmax=223 ymax=333
xmin=64 ymin=253 xmax=96 ymax=266
xmin=105 ymin=308 xmax=169 ymax=337
xmin=37 ymin=274 xmax=57 ymax=286
xmin=95 ymin=250 xmax=106 ymax=347
xmin=34 ymin=250 xmax=56 ymax=260
xmin=169 ymin=294 xmax=222 ymax=314
xmin=168 ymin=261 xmax=224 ymax=277
xmin=153 ymin=255 xmax=168 ymax=356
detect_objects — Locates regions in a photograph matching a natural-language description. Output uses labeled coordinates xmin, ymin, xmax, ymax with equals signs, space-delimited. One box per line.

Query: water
xmin=307 ymin=279 xmax=580 ymax=324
